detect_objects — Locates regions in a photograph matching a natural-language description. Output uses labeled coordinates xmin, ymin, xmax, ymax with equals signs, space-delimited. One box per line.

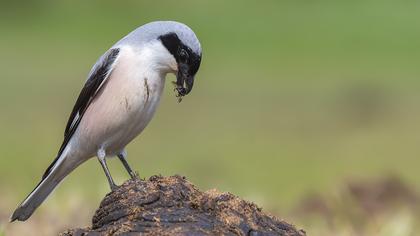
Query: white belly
xmin=74 ymin=46 xmax=165 ymax=158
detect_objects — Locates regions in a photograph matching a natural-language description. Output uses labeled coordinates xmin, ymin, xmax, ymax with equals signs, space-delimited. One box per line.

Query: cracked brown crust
xmin=61 ymin=175 xmax=306 ymax=236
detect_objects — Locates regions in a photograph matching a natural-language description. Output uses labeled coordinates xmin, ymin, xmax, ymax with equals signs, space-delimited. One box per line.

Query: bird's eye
xmin=179 ymin=49 xmax=189 ymax=62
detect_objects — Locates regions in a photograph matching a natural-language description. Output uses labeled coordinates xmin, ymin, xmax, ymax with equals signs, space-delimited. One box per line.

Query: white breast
xmin=74 ymin=45 xmax=166 ymax=158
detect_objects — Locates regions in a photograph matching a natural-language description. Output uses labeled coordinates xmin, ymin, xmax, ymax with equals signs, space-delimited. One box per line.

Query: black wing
xmin=42 ymin=48 xmax=120 ymax=179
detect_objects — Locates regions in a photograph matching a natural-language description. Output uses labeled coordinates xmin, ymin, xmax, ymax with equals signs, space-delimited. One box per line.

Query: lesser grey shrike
xmin=11 ymin=21 xmax=202 ymax=222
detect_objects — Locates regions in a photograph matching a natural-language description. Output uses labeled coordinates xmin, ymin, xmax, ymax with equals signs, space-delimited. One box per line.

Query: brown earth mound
xmin=61 ymin=175 xmax=305 ymax=236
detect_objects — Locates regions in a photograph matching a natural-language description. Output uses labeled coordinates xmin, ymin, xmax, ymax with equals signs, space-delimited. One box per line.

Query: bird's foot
xmin=110 ymin=183 xmax=119 ymax=191
xmin=130 ymin=171 xmax=139 ymax=180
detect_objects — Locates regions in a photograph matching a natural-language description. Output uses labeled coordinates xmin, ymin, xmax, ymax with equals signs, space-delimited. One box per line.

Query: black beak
xmin=175 ymin=63 xmax=195 ymax=97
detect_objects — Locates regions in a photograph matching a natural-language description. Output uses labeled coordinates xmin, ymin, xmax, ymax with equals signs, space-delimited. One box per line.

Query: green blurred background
xmin=1 ymin=0 xmax=420 ymax=235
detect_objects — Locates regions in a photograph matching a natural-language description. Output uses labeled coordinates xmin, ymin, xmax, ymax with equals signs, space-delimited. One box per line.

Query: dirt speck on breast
xmin=144 ymin=78 xmax=150 ymax=103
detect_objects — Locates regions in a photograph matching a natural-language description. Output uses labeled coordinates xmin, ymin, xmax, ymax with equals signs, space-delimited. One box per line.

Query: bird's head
xmin=159 ymin=31 xmax=201 ymax=100
xmin=120 ymin=21 xmax=202 ymax=101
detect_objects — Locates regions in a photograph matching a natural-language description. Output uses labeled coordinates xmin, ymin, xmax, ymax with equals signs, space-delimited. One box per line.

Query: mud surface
xmin=61 ymin=175 xmax=305 ymax=236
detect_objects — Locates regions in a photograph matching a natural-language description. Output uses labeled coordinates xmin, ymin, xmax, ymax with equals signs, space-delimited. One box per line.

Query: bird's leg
xmin=98 ymin=158 xmax=117 ymax=190
xmin=117 ymin=150 xmax=137 ymax=179
xmin=97 ymin=149 xmax=117 ymax=190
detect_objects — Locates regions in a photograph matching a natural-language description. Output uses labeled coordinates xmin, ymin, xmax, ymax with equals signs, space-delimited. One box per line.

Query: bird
xmin=10 ymin=21 xmax=202 ymax=222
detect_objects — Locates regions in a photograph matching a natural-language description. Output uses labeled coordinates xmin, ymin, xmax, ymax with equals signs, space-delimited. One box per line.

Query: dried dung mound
xmin=61 ymin=175 xmax=305 ymax=236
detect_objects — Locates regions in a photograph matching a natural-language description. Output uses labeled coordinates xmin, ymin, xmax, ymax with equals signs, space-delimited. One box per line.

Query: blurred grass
xmin=292 ymin=176 xmax=420 ymax=236
xmin=1 ymin=0 xmax=420 ymax=234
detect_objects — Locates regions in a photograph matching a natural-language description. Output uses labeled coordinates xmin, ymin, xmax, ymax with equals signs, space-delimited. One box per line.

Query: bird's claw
xmin=130 ymin=171 xmax=139 ymax=180
xmin=110 ymin=183 xmax=118 ymax=191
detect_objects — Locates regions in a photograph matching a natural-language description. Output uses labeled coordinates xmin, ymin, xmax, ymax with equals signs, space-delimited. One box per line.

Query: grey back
xmin=115 ymin=21 xmax=201 ymax=55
